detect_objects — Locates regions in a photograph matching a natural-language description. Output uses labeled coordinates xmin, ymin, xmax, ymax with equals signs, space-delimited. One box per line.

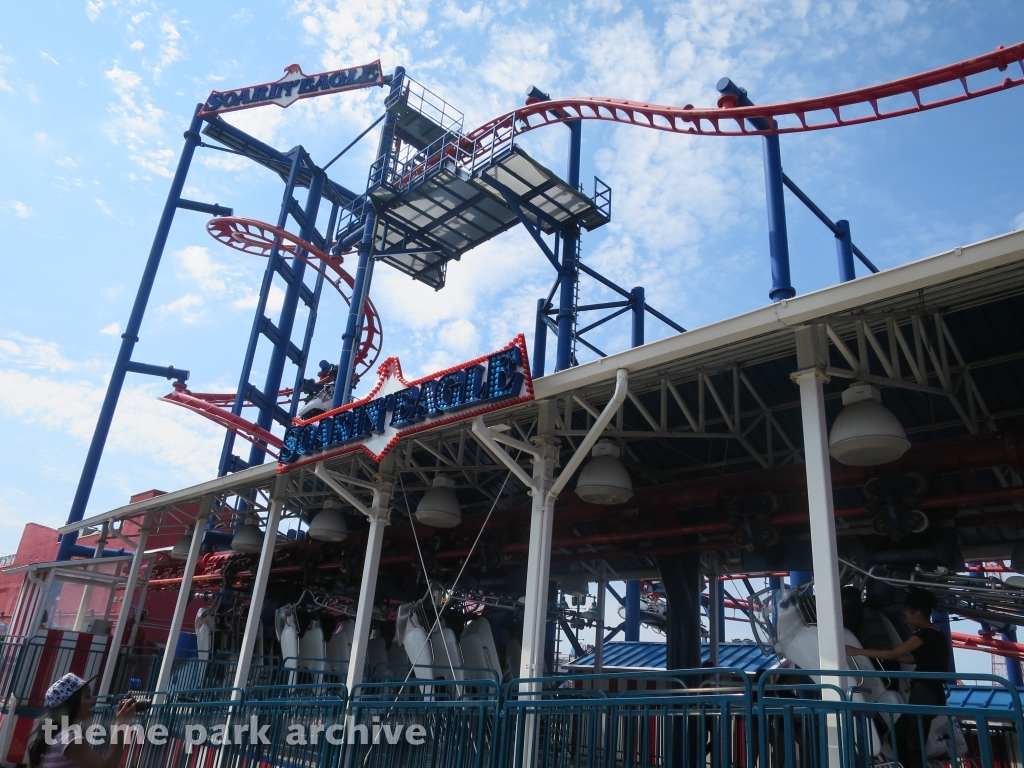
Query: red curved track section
xmin=160 ymin=388 xmax=284 ymax=456
xmin=206 ymin=217 xmax=383 ymax=375
xmin=162 ymin=219 xmax=385 ymax=449
xmin=464 ymin=43 xmax=1024 ymax=155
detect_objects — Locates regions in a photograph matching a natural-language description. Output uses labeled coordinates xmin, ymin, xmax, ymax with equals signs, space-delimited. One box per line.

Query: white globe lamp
xmin=415 ymin=475 xmax=462 ymax=528
xmin=828 ymin=384 xmax=910 ymax=466
xmin=576 ymin=441 xmax=633 ymax=504
xmin=231 ymin=514 xmax=265 ymax=553
xmin=308 ymin=499 xmax=349 ymax=542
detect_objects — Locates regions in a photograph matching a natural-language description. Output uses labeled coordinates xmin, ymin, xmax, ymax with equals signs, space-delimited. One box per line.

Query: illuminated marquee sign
xmin=278 ymin=335 xmax=533 ymax=469
xmin=199 ymin=61 xmax=384 ymax=117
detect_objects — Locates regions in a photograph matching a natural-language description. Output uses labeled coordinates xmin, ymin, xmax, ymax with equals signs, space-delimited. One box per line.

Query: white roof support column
xmin=519 ymin=401 xmax=559 ymax=683
xmin=472 ymin=368 xmax=629 ymax=687
xmin=792 ymin=326 xmax=846 ymax=768
xmin=314 ymin=459 xmax=394 ymax=692
xmin=97 ymin=511 xmax=152 ymax=696
xmin=230 ymin=484 xmax=285 ymax=699
xmin=73 ymin=523 xmax=110 ymax=632
xmin=154 ymin=495 xmax=212 ymax=703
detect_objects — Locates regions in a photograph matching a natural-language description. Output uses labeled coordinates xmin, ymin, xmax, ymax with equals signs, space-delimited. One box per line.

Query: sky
xmin=1 ymin=1 xmax=1023 ymax=674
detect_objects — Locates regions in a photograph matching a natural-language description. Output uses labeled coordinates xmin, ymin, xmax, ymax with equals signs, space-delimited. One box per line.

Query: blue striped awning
xmin=567 ymin=640 xmax=777 ymax=673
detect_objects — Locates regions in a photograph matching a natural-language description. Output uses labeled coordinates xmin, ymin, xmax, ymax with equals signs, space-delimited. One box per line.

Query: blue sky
xmin=1 ymin=1 xmax=1023 ymax=669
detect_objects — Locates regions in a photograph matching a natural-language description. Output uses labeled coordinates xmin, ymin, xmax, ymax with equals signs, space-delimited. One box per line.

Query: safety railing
xmin=386 ymin=75 xmax=465 ymax=137
xmin=0 ymin=635 xmax=27 ymax=702
xmin=35 ymin=667 xmax=1024 ymax=768
xmin=345 ymin=678 xmax=501 ymax=768
xmin=7 ymin=637 xmax=109 ymax=709
xmin=498 ymin=669 xmax=756 ymax=768
xmin=757 ymin=669 xmax=1024 ymax=768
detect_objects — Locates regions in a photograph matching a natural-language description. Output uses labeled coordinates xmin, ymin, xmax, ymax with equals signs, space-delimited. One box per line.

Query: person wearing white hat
xmin=26 ymin=673 xmax=136 ymax=768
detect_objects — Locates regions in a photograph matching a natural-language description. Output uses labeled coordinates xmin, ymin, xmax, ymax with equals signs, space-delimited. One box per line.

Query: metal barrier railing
xmin=758 ymin=669 xmax=1024 ymax=768
xmin=38 ymin=667 xmax=1024 ymax=768
xmin=498 ymin=669 xmax=756 ymax=768
xmin=345 ymin=678 xmax=501 ymax=768
xmin=0 ymin=635 xmax=27 ymax=702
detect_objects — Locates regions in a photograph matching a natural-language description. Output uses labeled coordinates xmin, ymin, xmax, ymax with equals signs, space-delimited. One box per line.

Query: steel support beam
xmin=60 ymin=106 xmax=204 ymax=558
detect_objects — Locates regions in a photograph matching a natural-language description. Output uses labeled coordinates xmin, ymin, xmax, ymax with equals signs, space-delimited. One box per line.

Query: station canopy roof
xmin=59 ymin=229 xmax=1024 ymax=581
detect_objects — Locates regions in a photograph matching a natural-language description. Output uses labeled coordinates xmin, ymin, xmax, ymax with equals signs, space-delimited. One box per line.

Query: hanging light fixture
xmin=558 ymin=572 xmax=591 ymax=600
xmin=576 ymin=441 xmax=633 ymax=504
xmin=415 ymin=475 xmax=462 ymax=528
xmin=169 ymin=527 xmax=194 ymax=561
xmin=308 ymin=499 xmax=349 ymax=542
xmin=231 ymin=513 xmax=265 ymax=553
xmin=828 ymin=384 xmax=910 ymax=466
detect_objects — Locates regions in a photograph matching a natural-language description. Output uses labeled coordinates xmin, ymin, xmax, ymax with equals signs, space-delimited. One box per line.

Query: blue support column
xmin=624 ymin=580 xmax=641 ymax=642
xmin=554 ymin=120 xmax=581 ymax=373
xmin=59 ymin=106 xmax=204 ymax=560
xmin=333 ymin=67 xmax=405 ymax=407
xmin=246 ymin=169 xmax=325 ymax=467
xmin=533 ymin=299 xmax=548 ymax=378
xmin=333 ymin=210 xmax=377 ymax=407
xmin=716 ymin=78 xmax=794 ymax=302
xmin=835 ymin=219 xmax=855 ymax=283
xmin=790 ymin=571 xmax=812 ymax=588
xmin=631 ymin=286 xmax=645 ymax=348
xmin=761 ymin=133 xmax=794 ymax=301
xmin=218 ymin=148 xmax=304 ymax=476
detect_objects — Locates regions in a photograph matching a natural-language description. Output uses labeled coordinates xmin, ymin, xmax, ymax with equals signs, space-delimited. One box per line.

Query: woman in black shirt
xmin=846 ymin=589 xmax=951 ymax=768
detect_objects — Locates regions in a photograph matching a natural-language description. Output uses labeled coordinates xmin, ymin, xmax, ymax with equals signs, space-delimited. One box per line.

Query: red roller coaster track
xmin=465 ymin=43 xmax=1024 ymax=155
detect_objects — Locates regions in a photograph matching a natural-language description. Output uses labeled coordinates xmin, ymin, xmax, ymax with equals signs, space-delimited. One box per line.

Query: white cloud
xmin=130 ymin=41 xmax=145 ymax=51
xmin=482 ymin=25 xmax=568 ymax=97
xmin=441 ymin=1 xmax=491 ymax=28
xmin=155 ymin=20 xmax=184 ymax=78
xmin=1014 ymin=211 xmax=1024 ymax=231
xmin=128 ymin=147 xmax=174 ymax=178
xmin=85 ymin=0 xmax=104 ymax=22
xmin=99 ymin=322 xmax=121 ymax=336
xmin=92 ymin=197 xmax=121 ymax=221
xmin=40 ymin=51 xmax=59 ymax=66
xmin=160 ymin=293 xmax=205 ymax=323
xmin=176 ymin=245 xmax=233 ymax=293
xmin=0 ymin=334 xmax=79 ymax=372
xmin=0 ymin=364 xmax=222 ymax=483
xmin=232 ymin=284 xmax=285 ymax=314
xmin=5 ymin=200 xmax=32 ymax=219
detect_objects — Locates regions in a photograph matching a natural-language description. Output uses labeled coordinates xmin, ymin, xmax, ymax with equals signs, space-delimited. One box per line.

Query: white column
xmin=154 ymin=496 xmax=211 ymax=702
xmin=314 ymin=460 xmax=395 ymax=692
xmin=793 ymin=326 xmax=846 ymax=768
xmin=73 ymin=523 xmax=109 ymax=632
xmin=792 ymin=327 xmax=846 ymax=675
xmin=345 ymin=504 xmax=389 ymax=691
xmin=97 ymin=513 xmax=152 ymax=696
xmin=520 ymin=403 xmax=559 ymax=684
xmin=229 ymin=493 xmax=284 ymax=698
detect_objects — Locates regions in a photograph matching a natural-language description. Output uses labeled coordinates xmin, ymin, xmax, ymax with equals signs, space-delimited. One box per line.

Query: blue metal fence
xmin=33 ymin=667 xmax=1024 ymax=768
